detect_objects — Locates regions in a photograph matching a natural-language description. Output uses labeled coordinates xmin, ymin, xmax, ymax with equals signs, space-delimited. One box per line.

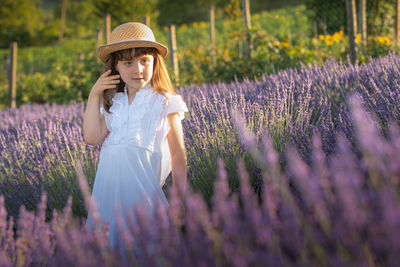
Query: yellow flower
xmin=192 ymin=22 xmax=198 ymax=28
xmin=373 ymin=36 xmax=391 ymax=45
xmin=282 ymin=41 xmax=289 ymax=48
xmin=35 ymin=72 xmax=41 ymax=77
xmin=355 ymin=33 xmax=361 ymax=44
xmin=274 ymin=14 xmax=279 ymax=19
xmin=325 ymin=34 xmax=333 ymax=45
xmin=200 ymin=21 xmax=206 ymax=28
xmin=295 ymin=10 xmax=300 ymax=15
xmin=383 ymin=36 xmax=391 ymax=45
xmin=319 ymin=34 xmax=325 ymax=41
xmin=332 ymin=32 xmax=342 ymax=42
xmin=163 ymin=26 xmax=168 ymax=32
xmin=312 ymin=37 xmax=317 ymax=44
xmin=181 ymin=24 xmax=187 ymax=29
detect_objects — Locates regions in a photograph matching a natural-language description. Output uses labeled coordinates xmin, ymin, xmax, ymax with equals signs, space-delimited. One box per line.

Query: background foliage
xmin=305 ymin=0 xmax=395 ymax=36
xmin=0 ymin=0 xmax=47 ymax=47
xmin=0 ymin=0 xmax=304 ymax=48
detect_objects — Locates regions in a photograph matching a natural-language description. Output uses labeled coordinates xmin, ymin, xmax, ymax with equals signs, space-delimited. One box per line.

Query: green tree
xmin=305 ymin=0 xmax=395 ymax=36
xmin=156 ymin=0 xmax=304 ymax=26
xmin=0 ymin=0 xmax=45 ymax=47
xmin=93 ymin=0 xmax=159 ymax=27
xmin=304 ymin=0 xmax=346 ymax=34
xmin=368 ymin=0 xmax=395 ymax=36
xmin=130 ymin=0 xmax=159 ymax=22
xmin=53 ymin=0 xmax=103 ymax=39
xmin=157 ymin=0 xmax=227 ymax=25
xmin=251 ymin=0 xmax=304 ymax=12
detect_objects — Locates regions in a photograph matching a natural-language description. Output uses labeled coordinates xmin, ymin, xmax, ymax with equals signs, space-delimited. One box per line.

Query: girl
xmin=83 ymin=22 xmax=188 ymax=250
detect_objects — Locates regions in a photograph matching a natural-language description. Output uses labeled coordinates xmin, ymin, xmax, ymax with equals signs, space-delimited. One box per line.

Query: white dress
xmin=86 ymin=83 xmax=189 ymax=249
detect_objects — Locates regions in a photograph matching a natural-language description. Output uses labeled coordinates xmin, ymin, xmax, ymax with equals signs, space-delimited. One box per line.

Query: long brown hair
xmin=102 ymin=47 xmax=176 ymax=113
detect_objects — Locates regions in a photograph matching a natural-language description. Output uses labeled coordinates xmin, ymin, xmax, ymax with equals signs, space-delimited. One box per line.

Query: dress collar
xmin=124 ymin=83 xmax=153 ymax=96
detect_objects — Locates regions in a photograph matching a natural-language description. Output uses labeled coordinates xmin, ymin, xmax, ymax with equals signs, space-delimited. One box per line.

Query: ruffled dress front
xmin=86 ymin=83 xmax=189 ymax=249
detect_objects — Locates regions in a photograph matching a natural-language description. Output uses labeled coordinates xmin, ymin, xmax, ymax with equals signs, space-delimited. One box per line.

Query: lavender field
xmin=0 ymin=53 xmax=399 ymax=266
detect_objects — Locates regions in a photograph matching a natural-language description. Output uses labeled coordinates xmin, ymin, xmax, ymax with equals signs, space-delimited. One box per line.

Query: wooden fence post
xmin=242 ymin=0 xmax=252 ymax=60
xmin=58 ymin=0 xmax=67 ymax=43
xmin=78 ymin=52 xmax=84 ymax=62
xmin=96 ymin=29 xmax=102 ymax=46
xmin=95 ymin=29 xmax=102 ymax=63
xmin=359 ymin=0 xmax=367 ymax=46
xmin=142 ymin=16 xmax=150 ymax=26
xmin=210 ymin=5 xmax=216 ymax=64
xmin=104 ymin=13 xmax=111 ymax=44
xmin=9 ymin=42 xmax=17 ymax=108
xmin=168 ymin=24 xmax=179 ymax=86
xmin=346 ymin=0 xmax=357 ymax=64
xmin=396 ymin=0 xmax=400 ymax=46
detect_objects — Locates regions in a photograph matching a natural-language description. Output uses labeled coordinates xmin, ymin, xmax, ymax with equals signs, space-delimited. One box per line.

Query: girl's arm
xmin=83 ymin=92 xmax=109 ymax=145
xmin=167 ymin=112 xmax=188 ymax=192
xmin=83 ymin=70 xmax=119 ymax=145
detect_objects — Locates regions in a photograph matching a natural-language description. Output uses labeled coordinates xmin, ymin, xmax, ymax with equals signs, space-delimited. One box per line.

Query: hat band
xmin=111 ymin=36 xmax=156 ymax=43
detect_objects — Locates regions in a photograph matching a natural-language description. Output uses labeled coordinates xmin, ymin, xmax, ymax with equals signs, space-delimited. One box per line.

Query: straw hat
xmin=97 ymin=22 xmax=168 ymax=63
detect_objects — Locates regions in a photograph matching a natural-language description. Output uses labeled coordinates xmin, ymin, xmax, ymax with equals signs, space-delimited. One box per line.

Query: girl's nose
xmin=132 ymin=59 xmax=142 ymax=73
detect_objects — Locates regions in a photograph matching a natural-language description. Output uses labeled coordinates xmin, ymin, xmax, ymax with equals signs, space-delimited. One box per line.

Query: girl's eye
xmin=124 ymin=62 xmax=131 ymax=66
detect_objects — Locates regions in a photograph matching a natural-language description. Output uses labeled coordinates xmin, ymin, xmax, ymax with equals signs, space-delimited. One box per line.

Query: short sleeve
xmin=99 ymin=101 xmax=112 ymax=131
xmin=166 ymin=94 xmax=189 ymax=120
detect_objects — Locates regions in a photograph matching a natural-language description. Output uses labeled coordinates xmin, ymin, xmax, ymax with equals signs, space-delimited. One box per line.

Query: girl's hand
xmin=90 ymin=69 xmax=120 ymax=97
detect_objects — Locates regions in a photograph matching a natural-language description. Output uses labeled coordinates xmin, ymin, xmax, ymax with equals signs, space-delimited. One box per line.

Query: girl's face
xmin=115 ymin=50 xmax=154 ymax=91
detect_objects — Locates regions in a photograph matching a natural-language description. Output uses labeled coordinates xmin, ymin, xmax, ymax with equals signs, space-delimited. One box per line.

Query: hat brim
xmin=97 ymin=40 xmax=168 ymax=63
